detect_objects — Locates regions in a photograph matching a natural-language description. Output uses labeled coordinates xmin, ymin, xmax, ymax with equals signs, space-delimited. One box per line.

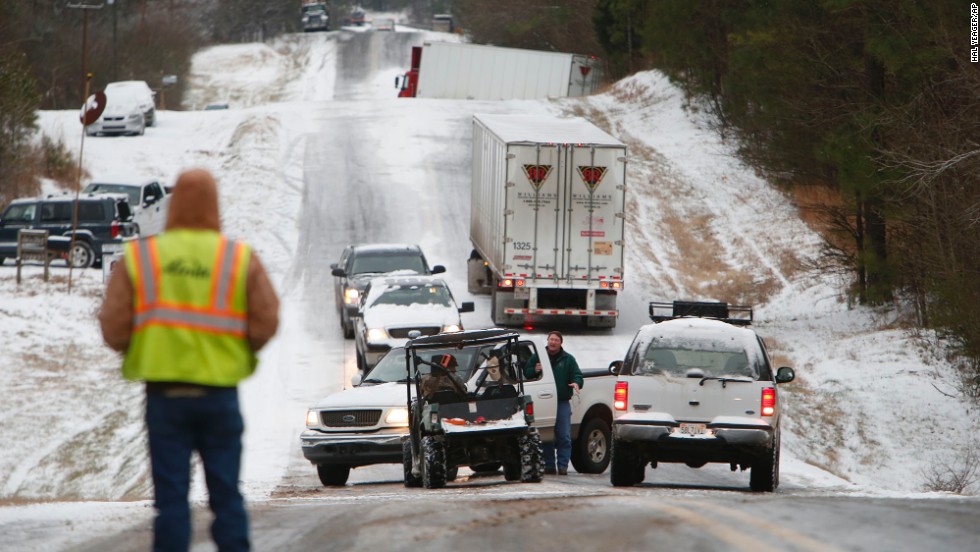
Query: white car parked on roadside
xmin=105 ymin=80 xmax=156 ymax=126
xmin=85 ymin=93 xmax=146 ymax=137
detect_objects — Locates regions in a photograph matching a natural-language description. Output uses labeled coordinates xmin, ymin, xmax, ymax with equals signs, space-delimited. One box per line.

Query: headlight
xmin=343 ymin=288 xmax=359 ymax=304
xmin=366 ymin=328 xmax=388 ymax=341
xmin=442 ymin=324 xmax=462 ymax=333
xmin=129 ymin=113 xmax=142 ymax=120
xmin=384 ymin=407 xmax=409 ymax=426
xmin=305 ymin=409 xmax=320 ymax=427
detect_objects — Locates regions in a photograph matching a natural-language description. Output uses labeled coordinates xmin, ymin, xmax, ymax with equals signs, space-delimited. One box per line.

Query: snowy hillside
xmin=1 ymin=23 xmax=977 ymax=548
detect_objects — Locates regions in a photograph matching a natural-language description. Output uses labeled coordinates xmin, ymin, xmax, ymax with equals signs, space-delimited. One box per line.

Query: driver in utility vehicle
xmin=420 ymin=353 xmax=467 ymax=401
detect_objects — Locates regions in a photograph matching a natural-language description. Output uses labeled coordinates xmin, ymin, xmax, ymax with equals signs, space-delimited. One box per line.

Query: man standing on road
xmin=525 ymin=331 xmax=583 ymax=475
xmin=98 ymin=168 xmax=280 ymax=551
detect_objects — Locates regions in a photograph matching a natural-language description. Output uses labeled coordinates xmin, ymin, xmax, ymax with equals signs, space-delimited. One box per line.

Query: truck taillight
xmin=614 ymin=381 xmax=628 ymax=411
xmin=110 ymin=221 xmax=120 ymax=238
xmin=761 ymin=388 xmax=776 ymax=416
xmin=498 ymin=279 xmax=514 ymax=289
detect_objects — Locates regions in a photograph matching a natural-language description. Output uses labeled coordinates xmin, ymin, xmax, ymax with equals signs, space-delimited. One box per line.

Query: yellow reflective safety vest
xmin=121 ymin=229 xmax=256 ymax=386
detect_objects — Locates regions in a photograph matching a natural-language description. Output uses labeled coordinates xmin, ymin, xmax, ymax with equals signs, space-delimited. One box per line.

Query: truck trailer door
xmin=562 ymin=144 xmax=626 ymax=285
xmin=503 ymin=143 xmax=563 ymax=282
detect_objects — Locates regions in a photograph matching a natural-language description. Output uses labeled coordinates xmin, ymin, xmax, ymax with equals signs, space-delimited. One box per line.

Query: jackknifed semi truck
xmin=396 ymin=42 xmax=602 ymax=100
xmin=467 ymin=114 xmax=627 ymax=328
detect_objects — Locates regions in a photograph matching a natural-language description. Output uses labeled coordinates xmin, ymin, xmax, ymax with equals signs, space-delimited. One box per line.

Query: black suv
xmin=331 ymin=244 xmax=445 ymax=339
xmin=0 ymin=194 xmax=138 ymax=268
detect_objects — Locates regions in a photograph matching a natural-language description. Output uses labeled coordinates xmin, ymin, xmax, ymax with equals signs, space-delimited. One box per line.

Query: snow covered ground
xmin=1 ymin=21 xmax=978 ymax=551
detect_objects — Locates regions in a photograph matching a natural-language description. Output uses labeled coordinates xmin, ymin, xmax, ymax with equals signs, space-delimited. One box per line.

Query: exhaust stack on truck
xmin=467 ymin=114 xmax=627 ymax=329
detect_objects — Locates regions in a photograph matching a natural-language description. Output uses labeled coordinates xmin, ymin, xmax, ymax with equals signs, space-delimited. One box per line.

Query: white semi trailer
xmin=398 ymin=42 xmax=602 ymax=100
xmin=468 ymin=114 xmax=627 ymax=328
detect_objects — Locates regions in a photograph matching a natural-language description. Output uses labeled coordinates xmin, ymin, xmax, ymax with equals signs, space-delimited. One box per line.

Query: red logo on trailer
xmin=523 ymin=164 xmax=553 ymax=191
xmin=577 ymin=166 xmax=607 ymax=192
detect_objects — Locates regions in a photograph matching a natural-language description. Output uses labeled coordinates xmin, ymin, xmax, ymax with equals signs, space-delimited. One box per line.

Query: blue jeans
xmin=543 ymin=400 xmax=572 ymax=470
xmin=146 ymin=387 xmax=249 ymax=552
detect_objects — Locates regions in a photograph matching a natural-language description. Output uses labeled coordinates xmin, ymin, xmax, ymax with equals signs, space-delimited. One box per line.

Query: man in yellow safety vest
xmin=99 ymin=168 xmax=279 ymax=551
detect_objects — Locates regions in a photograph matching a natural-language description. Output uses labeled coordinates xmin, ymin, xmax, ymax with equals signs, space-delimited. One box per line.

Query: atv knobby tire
xmin=403 ymin=440 xmax=421 ymax=488
xmin=421 ymin=436 xmax=447 ymax=489
xmin=519 ymin=429 xmax=545 ymax=483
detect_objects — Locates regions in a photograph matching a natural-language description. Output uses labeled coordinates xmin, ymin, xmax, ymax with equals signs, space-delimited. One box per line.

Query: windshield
xmin=370 ymin=284 xmax=452 ymax=308
xmin=2 ymin=203 xmax=36 ymax=223
xmin=634 ymin=337 xmax=761 ymax=379
xmin=85 ymin=183 xmax=140 ymax=206
xmin=364 ymin=346 xmax=482 ymax=383
xmin=351 ymin=253 xmax=425 ymax=275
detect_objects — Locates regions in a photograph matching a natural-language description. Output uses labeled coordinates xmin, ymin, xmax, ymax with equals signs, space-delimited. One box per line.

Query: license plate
xmin=678 ymin=423 xmax=707 ymax=436
xmin=514 ymin=286 xmax=530 ymax=300
xmin=102 ymin=243 xmax=123 ymax=254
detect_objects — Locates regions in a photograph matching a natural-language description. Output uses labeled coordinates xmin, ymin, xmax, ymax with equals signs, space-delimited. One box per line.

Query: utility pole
xmin=108 ymin=0 xmax=117 ymax=82
xmin=66 ymin=1 xmax=105 ymax=102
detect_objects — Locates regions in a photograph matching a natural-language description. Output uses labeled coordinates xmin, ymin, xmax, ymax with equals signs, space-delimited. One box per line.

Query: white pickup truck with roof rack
xmin=610 ymin=300 xmax=796 ymax=492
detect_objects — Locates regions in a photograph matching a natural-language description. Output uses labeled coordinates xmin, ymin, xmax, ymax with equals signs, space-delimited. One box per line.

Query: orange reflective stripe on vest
xmin=130 ymin=237 xmax=160 ymax=311
xmin=132 ymin=236 xmax=247 ymax=336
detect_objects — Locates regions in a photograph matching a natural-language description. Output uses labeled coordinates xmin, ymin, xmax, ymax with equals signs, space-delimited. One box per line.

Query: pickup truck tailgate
xmin=621 ymin=375 xmax=767 ymax=423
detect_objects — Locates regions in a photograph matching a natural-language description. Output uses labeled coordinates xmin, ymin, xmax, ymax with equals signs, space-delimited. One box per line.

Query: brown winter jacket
xmin=98 ymin=168 xmax=280 ymax=354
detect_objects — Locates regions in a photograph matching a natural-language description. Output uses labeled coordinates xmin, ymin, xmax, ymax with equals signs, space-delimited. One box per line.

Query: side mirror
xmin=143 ymin=194 xmax=157 ymax=206
xmin=458 ymin=301 xmax=475 ymax=313
xmin=395 ymin=76 xmax=401 ymax=88
xmin=431 ymin=264 xmax=446 ymax=275
xmin=775 ymin=366 xmax=795 ymax=384
xmin=331 ymin=267 xmax=346 ymax=277
xmin=350 ymin=372 xmax=363 ymax=387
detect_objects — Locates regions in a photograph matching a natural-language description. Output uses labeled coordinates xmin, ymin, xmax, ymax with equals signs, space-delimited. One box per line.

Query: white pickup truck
xmin=610 ymin=301 xmax=796 ymax=492
xmin=301 ymin=335 xmax=618 ymax=486
xmin=83 ymin=177 xmax=171 ymax=236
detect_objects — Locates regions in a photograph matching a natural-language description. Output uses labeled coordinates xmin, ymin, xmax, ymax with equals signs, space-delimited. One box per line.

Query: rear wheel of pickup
xmin=571 ymin=417 xmax=611 ymax=474
xmin=610 ymin=439 xmax=644 ymax=487
xmin=403 ymin=440 xmax=421 ymax=488
xmin=421 ymin=436 xmax=447 ymax=489
xmin=520 ymin=429 xmax=545 ymax=483
xmin=316 ymin=464 xmax=350 ymax=486
xmin=749 ymin=433 xmax=780 ymax=492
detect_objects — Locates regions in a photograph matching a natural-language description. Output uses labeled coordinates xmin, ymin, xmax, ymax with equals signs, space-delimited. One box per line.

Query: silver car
xmin=85 ymin=95 xmax=145 ymax=137
xmin=105 ymin=80 xmax=156 ymax=126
